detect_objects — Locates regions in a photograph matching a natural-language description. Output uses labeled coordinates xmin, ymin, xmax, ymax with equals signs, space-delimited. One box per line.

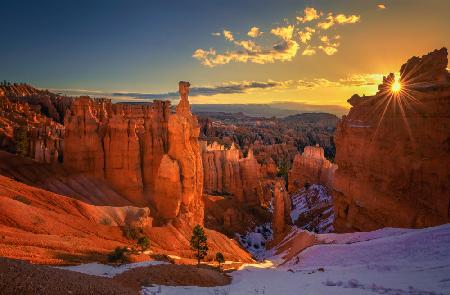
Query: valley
xmin=0 ymin=47 xmax=449 ymax=294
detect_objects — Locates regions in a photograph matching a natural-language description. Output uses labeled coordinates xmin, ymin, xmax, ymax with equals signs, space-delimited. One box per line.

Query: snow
xmin=141 ymin=223 xmax=450 ymax=294
xmin=290 ymin=184 xmax=334 ymax=233
xmin=237 ymin=223 xmax=272 ymax=260
xmin=56 ymin=260 xmax=168 ymax=278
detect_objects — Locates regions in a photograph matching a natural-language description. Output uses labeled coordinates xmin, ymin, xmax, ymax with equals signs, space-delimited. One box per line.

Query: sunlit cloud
xmin=318 ymin=35 xmax=340 ymax=55
xmin=317 ymin=13 xmax=360 ymax=30
xmin=270 ymin=25 xmax=295 ymax=41
xmin=49 ymin=74 xmax=383 ymax=103
xmin=302 ymin=47 xmax=316 ymax=56
xmin=193 ymin=7 xmax=361 ymax=66
xmin=377 ymin=4 xmax=386 ymax=9
xmin=248 ymin=26 xmax=263 ymax=38
xmin=223 ymin=29 xmax=234 ymax=41
xmin=298 ymin=27 xmax=315 ymax=44
xmin=296 ymin=7 xmax=321 ymax=23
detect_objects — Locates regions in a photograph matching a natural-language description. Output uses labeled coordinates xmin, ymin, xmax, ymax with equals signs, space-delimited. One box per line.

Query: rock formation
xmin=0 ymin=83 xmax=72 ymax=123
xmin=0 ymin=93 xmax=64 ymax=164
xmin=333 ymin=48 xmax=450 ymax=232
xmin=288 ymin=145 xmax=337 ymax=192
xmin=200 ymin=141 xmax=264 ymax=206
xmin=64 ymin=82 xmax=203 ymax=225
xmin=272 ymin=181 xmax=291 ymax=240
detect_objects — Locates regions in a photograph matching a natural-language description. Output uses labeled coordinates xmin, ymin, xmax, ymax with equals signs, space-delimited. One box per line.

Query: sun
xmin=391 ymin=77 xmax=402 ymax=93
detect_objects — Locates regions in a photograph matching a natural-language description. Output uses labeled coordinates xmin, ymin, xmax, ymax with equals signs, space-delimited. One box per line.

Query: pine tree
xmin=215 ymin=252 xmax=225 ymax=269
xmin=190 ymin=224 xmax=208 ymax=265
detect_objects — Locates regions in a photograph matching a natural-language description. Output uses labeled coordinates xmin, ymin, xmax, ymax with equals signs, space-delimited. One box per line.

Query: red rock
xmin=103 ymin=112 xmax=144 ymax=206
xmin=201 ymin=142 xmax=264 ymax=206
xmin=272 ymin=181 xmax=290 ymax=240
xmin=333 ymin=48 xmax=450 ymax=232
xmin=63 ymin=83 xmax=204 ymax=225
xmin=288 ymin=145 xmax=337 ymax=192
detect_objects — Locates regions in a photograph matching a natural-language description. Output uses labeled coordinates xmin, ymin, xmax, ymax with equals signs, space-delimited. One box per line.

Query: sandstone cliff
xmin=64 ymin=82 xmax=203 ymax=225
xmin=288 ymin=145 xmax=337 ymax=193
xmin=333 ymin=48 xmax=450 ymax=232
xmin=200 ymin=141 xmax=264 ymax=206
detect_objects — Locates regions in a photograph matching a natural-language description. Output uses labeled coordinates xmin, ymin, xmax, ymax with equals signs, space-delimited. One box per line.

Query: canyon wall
xmin=64 ymin=82 xmax=203 ymax=225
xmin=288 ymin=145 xmax=337 ymax=193
xmin=200 ymin=141 xmax=264 ymax=206
xmin=333 ymin=48 xmax=450 ymax=232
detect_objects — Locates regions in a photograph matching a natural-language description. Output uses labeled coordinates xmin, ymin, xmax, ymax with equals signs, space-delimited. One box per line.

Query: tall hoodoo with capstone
xmin=64 ymin=82 xmax=204 ymax=226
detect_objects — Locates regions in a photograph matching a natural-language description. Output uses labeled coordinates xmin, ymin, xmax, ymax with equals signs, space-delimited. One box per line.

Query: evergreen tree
xmin=190 ymin=224 xmax=208 ymax=265
xmin=215 ymin=252 xmax=225 ymax=268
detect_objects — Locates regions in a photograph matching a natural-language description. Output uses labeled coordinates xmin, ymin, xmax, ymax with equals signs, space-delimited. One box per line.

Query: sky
xmin=1 ymin=0 xmax=449 ymax=112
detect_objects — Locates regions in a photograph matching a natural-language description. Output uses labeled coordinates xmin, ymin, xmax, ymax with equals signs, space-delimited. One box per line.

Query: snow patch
xmin=237 ymin=223 xmax=272 ymax=260
xmin=57 ymin=260 xmax=168 ymax=278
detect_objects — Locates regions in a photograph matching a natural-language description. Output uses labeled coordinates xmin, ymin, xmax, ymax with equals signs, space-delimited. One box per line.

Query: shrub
xmin=108 ymin=246 xmax=129 ymax=263
xmin=137 ymin=236 xmax=150 ymax=251
xmin=215 ymin=252 xmax=225 ymax=268
xmin=122 ymin=225 xmax=143 ymax=240
xmin=99 ymin=217 xmax=112 ymax=226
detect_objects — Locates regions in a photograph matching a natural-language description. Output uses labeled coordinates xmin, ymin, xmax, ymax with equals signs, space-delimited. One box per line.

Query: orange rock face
xmin=288 ymin=145 xmax=337 ymax=192
xmin=272 ymin=181 xmax=291 ymax=240
xmin=64 ymin=82 xmax=204 ymax=225
xmin=333 ymin=48 xmax=450 ymax=232
xmin=201 ymin=142 xmax=264 ymax=206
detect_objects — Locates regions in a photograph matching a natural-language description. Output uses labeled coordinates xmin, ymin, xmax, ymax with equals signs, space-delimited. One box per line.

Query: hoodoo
xmin=64 ymin=82 xmax=204 ymax=225
xmin=333 ymin=48 xmax=450 ymax=232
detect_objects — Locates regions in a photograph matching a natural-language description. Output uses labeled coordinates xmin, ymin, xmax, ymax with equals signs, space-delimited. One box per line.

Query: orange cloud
xmin=317 ymin=13 xmax=360 ymax=30
xmin=270 ymin=25 xmax=295 ymax=41
xmin=248 ymin=26 xmax=263 ymax=38
xmin=298 ymin=27 xmax=315 ymax=44
xmin=297 ymin=7 xmax=321 ymax=23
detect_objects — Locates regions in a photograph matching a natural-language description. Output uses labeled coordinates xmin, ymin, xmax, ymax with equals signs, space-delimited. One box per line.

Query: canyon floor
xmin=2 ymin=223 xmax=447 ymax=295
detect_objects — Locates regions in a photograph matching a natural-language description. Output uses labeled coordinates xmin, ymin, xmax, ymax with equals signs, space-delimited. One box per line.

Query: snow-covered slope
xmin=141 ymin=223 xmax=450 ymax=294
xmin=237 ymin=223 xmax=272 ymax=260
xmin=290 ymin=184 xmax=334 ymax=233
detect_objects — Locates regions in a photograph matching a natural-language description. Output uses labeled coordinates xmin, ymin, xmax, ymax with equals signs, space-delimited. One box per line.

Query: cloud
xmin=270 ymin=25 xmax=295 ymax=41
xmin=223 ymin=29 xmax=234 ymax=41
xmin=302 ymin=47 xmax=316 ymax=56
xmin=211 ymin=32 xmax=221 ymax=36
xmin=318 ymin=35 xmax=340 ymax=55
xmin=298 ymin=27 xmax=315 ymax=44
xmin=248 ymin=26 xmax=263 ymax=38
xmin=50 ymin=74 xmax=383 ymax=104
xmin=193 ymin=26 xmax=299 ymax=67
xmin=112 ymin=80 xmax=291 ymax=99
xmin=192 ymin=39 xmax=299 ymax=67
xmin=111 ymin=74 xmax=383 ymax=100
xmin=377 ymin=4 xmax=386 ymax=9
xmin=193 ymin=7 xmax=361 ymax=66
xmin=317 ymin=13 xmax=360 ymax=30
xmin=337 ymin=73 xmax=384 ymax=86
xmin=297 ymin=7 xmax=321 ymax=23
